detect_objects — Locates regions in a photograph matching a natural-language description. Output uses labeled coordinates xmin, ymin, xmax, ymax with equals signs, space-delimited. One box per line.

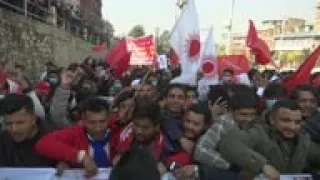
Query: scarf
xmin=87 ymin=133 xmax=111 ymax=167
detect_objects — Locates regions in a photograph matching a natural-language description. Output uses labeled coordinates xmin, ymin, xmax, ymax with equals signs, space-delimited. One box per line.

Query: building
xmin=229 ymin=17 xmax=315 ymax=55
xmin=274 ymin=32 xmax=320 ymax=51
xmin=80 ymin=0 xmax=102 ymax=27
xmin=229 ymin=32 xmax=247 ymax=55
xmin=315 ymin=0 xmax=320 ymax=30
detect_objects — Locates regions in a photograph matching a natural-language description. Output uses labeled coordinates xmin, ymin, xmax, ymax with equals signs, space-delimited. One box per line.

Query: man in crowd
xmin=185 ymin=86 xmax=198 ymax=109
xmin=107 ymin=89 xmax=135 ymax=147
xmin=136 ymin=81 xmax=156 ymax=100
xmin=113 ymin=99 xmax=169 ymax=174
xmin=194 ymin=92 xmax=258 ymax=170
xmin=261 ymin=83 xmax=286 ymax=122
xmin=36 ymin=97 xmax=115 ymax=177
xmin=49 ymin=69 xmax=75 ymax=129
xmin=219 ymin=100 xmax=320 ymax=179
xmin=291 ymin=85 xmax=318 ymax=121
xmin=161 ymin=84 xmax=189 ymax=152
xmin=166 ymin=102 xmax=212 ymax=166
xmin=291 ymin=86 xmax=320 ymax=141
xmin=220 ymin=69 xmax=235 ymax=85
xmin=291 ymin=85 xmax=320 ymax=171
xmin=166 ymin=103 xmax=212 ymax=179
xmin=0 ymin=94 xmax=53 ymax=167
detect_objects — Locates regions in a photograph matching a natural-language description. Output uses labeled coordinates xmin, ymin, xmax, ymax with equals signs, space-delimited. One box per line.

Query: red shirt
xmin=114 ymin=123 xmax=165 ymax=161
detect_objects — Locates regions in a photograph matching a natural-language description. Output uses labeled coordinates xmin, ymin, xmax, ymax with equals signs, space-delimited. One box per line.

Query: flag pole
xmin=227 ymin=0 xmax=235 ymax=55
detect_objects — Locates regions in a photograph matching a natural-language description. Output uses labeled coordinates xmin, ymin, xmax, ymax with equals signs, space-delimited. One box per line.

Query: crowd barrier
xmin=0 ymin=168 xmax=316 ymax=180
xmin=0 ymin=168 xmax=111 ymax=180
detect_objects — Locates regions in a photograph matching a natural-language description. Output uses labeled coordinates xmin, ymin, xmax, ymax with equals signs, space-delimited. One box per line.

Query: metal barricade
xmin=0 ymin=0 xmax=102 ymax=44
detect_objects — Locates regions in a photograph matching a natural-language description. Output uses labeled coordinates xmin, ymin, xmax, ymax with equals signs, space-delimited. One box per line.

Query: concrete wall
xmin=0 ymin=8 xmax=92 ymax=79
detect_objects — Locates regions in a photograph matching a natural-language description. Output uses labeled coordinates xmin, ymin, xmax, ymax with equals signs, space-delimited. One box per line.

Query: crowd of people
xmin=0 ymin=57 xmax=320 ymax=180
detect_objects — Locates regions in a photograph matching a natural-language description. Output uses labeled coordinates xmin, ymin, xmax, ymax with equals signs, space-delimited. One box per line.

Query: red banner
xmin=217 ymin=55 xmax=250 ymax=76
xmin=126 ymin=35 xmax=156 ymax=65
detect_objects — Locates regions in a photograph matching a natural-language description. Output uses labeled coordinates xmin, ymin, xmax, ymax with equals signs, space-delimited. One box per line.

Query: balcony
xmin=0 ymin=0 xmax=104 ymax=45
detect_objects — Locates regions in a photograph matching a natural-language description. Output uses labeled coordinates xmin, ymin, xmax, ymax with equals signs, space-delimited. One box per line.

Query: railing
xmin=0 ymin=0 xmax=103 ymax=45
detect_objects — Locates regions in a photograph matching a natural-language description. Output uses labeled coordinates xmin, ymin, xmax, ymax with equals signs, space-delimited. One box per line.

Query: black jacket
xmin=0 ymin=123 xmax=54 ymax=167
xmin=304 ymin=112 xmax=320 ymax=144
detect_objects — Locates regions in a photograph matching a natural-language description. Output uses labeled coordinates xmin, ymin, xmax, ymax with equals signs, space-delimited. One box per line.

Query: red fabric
xmin=165 ymin=150 xmax=193 ymax=166
xmin=284 ymin=45 xmax=320 ymax=95
xmin=115 ymin=123 xmax=165 ymax=161
xmin=35 ymin=80 xmax=51 ymax=97
xmin=169 ymin=47 xmax=180 ymax=65
xmin=107 ymin=113 xmax=127 ymax=150
xmin=246 ymin=20 xmax=271 ymax=65
xmin=92 ymin=42 xmax=107 ymax=53
xmin=217 ymin=55 xmax=250 ymax=76
xmin=35 ymin=125 xmax=116 ymax=167
xmin=107 ymin=113 xmax=120 ymax=131
xmin=126 ymin=35 xmax=157 ymax=66
xmin=114 ymin=123 xmax=134 ymax=155
xmin=105 ymin=39 xmax=131 ymax=77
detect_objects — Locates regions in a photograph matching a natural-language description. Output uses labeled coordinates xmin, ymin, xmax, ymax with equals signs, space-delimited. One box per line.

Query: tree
xmin=157 ymin=30 xmax=170 ymax=54
xmin=128 ymin=25 xmax=145 ymax=38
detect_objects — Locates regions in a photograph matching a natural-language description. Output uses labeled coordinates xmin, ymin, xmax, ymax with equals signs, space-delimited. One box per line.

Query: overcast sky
xmin=102 ymin=0 xmax=316 ymax=42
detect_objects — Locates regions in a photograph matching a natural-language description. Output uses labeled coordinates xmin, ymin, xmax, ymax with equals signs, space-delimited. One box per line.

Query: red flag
xmin=106 ymin=39 xmax=131 ymax=77
xmin=284 ymin=45 xmax=320 ymax=94
xmin=217 ymin=55 xmax=250 ymax=76
xmin=246 ymin=20 xmax=271 ymax=65
xmin=92 ymin=42 xmax=107 ymax=53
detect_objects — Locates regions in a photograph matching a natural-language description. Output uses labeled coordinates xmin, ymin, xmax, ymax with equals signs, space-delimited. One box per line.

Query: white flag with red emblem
xmin=170 ymin=0 xmax=201 ymax=86
xmin=198 ymin=27 xmax=219 ymax=100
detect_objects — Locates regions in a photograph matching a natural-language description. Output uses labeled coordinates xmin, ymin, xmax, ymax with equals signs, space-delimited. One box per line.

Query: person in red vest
xmin=36 ymin=97 xmax=116 ymax=177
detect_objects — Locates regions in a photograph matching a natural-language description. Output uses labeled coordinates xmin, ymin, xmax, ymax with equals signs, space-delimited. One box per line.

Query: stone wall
xmin=0 ymin=8 xmax=93 ymax=79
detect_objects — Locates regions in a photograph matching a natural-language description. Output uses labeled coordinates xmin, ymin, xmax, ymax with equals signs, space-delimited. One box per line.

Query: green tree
xmin=128 ymin=25 xmax=145 ymax=38
xmin=157 ymin=30 xmax=170 ymax=54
